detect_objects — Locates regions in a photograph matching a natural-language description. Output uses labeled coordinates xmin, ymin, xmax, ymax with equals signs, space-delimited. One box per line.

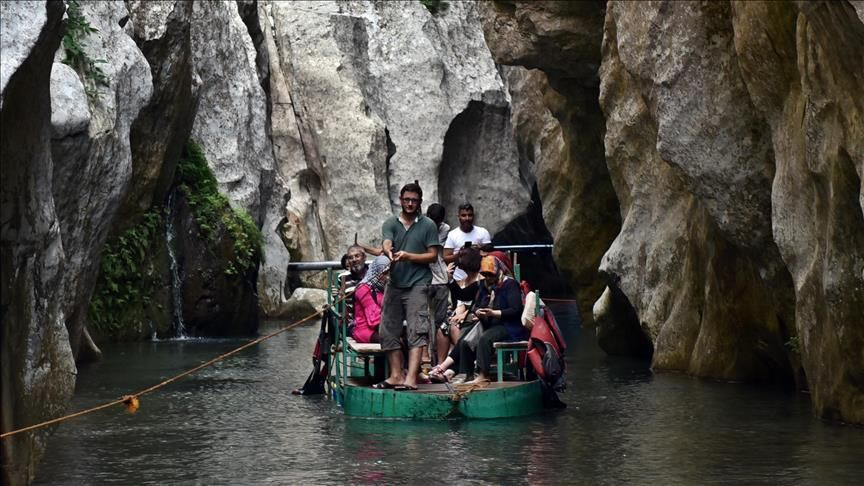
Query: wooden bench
xmin=345 ymin=337 xmax=385 ymax=379
xmin=493 ymin=341 xmax=529 ymax=382
xmin=346 ymin=337 xmax=383 ymax=355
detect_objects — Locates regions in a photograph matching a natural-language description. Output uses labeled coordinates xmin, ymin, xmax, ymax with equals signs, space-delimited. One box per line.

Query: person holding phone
xmin=430 ymin=254 xmax=524 ymax=384
xmin=444 ymin=203 xmax=492 ymax=280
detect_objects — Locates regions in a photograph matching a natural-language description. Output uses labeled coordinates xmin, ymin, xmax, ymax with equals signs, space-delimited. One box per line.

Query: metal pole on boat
xmin=492 ymin=244 xmax=554 ymax=251
xmin=341 ymin=295 xmax=348 ymax=390
xmin=287 ymin=261 xmax=344 ymax=271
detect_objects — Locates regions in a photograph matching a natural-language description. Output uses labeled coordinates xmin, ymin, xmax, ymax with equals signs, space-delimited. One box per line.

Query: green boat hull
xmin=341 ymin=381 xmax=544 ymax=419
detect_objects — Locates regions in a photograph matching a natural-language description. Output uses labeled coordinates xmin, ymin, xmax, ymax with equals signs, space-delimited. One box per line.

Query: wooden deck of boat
xmin=346 ymin=377 xmax=531 ymax=395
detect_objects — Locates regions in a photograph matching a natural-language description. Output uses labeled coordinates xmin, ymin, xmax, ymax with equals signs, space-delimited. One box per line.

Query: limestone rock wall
xmin=482 ymin=1 xmax=621 ymax=321
xmin=483 ymin=0 xmax=864 ymax=423
xmin=50 ymin=0 xmax=153 ymax=362
xmin=1 ymin=4 xmax=70 ymax=484
xmin=188 ymin=1 xmax=293 ymax=315
xmin=598 ymin=1 xmax=796 ymax=387
xmin=263 ymin=0 xmax=529 ymax=268
xmin=122 ymin=0 xmax=200 ymax=226
xmin=729 ymin=0 xmax=864 ymax=422
xmin=0 ymin=0 xmax=158 ymax=480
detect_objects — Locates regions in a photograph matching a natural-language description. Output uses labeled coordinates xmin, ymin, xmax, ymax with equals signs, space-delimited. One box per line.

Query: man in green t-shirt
xmin=373 ymin=182 xmax=440 ymax=390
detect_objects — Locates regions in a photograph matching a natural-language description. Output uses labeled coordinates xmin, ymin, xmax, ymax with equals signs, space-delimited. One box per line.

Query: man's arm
xmin=443 ymin=232 xmax=458 ymax=263
xmin=480 ymin=227 xmax=492 ymax=244
xmin=443 ymin=248 xmax=458 ymax=263
xmin=382 ymin=240 xmax=394 ymax=260
xmin=381 ymin=217 xmax=395 ymax=259
xmin=361 ymin=244 xmax=383 ymax=256
xmin=393 ymin=245 xmax=438 ymax=264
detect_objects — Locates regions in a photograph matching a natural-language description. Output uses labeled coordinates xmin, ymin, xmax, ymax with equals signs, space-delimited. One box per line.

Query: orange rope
xmin=1 ymin=302 xmax=338 ymax=440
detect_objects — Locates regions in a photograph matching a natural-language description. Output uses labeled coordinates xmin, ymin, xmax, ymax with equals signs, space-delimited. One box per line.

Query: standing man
xmin=444 ymin=203 xmax=492 ymax=280
xmin=374 ymin=182 xmax=440 ymax=390
xmin=425 ymin=203 xmax=451 ymax=365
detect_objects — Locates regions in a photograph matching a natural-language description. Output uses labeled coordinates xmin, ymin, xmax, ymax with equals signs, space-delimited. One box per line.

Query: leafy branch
xmin=88 ymin=209 xmax=165 ymax=338
xmin=62 ymin=0 xmax=108 ymax=102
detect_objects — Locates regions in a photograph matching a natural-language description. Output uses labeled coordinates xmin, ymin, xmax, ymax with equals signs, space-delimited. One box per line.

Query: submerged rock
xmin=276 ymin=287 xmax=329 ymax=322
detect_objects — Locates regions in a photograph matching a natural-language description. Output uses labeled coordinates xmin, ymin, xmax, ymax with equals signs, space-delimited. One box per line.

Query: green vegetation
xmin=420 ymin=0 xmax=449 ymax=15
xmin=87 ymin=141 xmax=262 ymax=340
xmin=784 ymin=335 xmax=801 ymax=354
xmin=176 ymin=141 xmax=263 ymax=276
xmin=88 ymin=209 xmax=166 ymax=338
xmin=62 ymin=0 xmax=108 ymax=101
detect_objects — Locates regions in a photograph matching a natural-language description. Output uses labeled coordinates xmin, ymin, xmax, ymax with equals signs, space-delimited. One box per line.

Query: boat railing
xmin=284 ymin=243 xmax=553 ymax=402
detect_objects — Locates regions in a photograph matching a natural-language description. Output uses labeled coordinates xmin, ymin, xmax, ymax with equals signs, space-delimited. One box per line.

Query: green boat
xmin=289 ymin=245 xmax=554 ymax=420
xmin=331 ymin=338 xmax=544 ymax=420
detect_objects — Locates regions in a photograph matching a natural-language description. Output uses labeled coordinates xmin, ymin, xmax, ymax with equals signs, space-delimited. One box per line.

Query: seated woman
xmin=430 ymin=255 xmax=525 ymax=383
xmin=351 ymin=255 xmax=390 ymax=343
xmin=434 ymin=247 xmax=483 ymax=365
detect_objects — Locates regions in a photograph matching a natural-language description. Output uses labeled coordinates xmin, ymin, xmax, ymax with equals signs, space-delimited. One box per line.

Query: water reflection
xmin=35 ymin=304 xmax=863 ymax=485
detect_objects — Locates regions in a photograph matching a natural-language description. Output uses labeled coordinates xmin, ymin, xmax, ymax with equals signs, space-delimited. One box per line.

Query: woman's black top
xmin=448 ymin=279 xmax=480 ymax=306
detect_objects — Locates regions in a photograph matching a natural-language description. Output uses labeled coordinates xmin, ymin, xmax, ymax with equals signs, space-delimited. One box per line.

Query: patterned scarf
xmin=360 ymin=255 xmax=390 ymax=293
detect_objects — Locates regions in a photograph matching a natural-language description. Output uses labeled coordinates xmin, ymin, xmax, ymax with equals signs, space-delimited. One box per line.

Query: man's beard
xmin=350 ymin=263 xmax=366 ymax=276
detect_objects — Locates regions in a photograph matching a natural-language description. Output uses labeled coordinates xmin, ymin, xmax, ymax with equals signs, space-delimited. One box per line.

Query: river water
xmin=35 ymin=304 xmax=863 ymax=484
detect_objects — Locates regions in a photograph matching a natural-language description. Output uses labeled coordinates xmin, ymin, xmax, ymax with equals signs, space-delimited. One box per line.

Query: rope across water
xmin=0 ymin=303 xmax=338 ymax=440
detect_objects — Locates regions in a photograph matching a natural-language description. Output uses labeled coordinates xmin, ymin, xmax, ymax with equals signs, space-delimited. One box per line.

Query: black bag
xmin=293 ymin=310 xmax=336 ymax=395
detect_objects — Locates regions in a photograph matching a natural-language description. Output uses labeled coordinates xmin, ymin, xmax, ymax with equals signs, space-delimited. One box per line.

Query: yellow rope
xmin=1 ymin=302 xmax=338 ymax=440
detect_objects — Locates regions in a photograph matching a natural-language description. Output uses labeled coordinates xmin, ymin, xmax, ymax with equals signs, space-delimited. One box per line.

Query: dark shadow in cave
xmin=493 ymin=184 xmax=573 ymax=299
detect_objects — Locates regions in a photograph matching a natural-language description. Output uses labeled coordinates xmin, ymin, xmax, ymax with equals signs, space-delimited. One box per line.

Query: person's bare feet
xmin=465 ymin=373 xmax=491 ymax=384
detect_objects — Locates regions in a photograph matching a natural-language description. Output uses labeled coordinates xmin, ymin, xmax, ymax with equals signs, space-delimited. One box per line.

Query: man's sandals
xmin=372 ymin=380 xmax=418 ymax=391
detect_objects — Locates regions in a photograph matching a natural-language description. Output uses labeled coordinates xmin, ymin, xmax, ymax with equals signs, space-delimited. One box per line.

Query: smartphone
xmin=463 ymin=241 xmax=472 ymax=249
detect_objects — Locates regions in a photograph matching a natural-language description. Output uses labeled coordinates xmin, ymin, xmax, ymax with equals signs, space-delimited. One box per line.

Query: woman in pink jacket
xmin=352 ymin=255 xmax=390 ymax=343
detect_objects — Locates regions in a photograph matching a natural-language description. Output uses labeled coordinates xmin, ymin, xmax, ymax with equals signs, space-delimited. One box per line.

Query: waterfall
xmin=166 ymin=192 xmax=187 ymax=339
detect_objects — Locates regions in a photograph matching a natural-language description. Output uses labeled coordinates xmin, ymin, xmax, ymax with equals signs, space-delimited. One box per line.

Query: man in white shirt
xmin=444 ymin=203 xmax=491 ymax=280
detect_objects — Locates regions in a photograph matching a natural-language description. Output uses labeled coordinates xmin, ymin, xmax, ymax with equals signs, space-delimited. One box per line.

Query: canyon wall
xmin=483 ymin=0 xmax=864 ymax=423
xmin=3 ymin=2 xmax=862 ymax=483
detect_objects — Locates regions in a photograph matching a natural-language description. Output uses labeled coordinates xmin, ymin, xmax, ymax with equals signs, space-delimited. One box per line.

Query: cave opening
xmin=438 ymin=100 xmax=573 ymax=298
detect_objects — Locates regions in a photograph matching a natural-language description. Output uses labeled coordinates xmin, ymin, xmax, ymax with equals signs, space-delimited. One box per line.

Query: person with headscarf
xmin=352 ymin=255 xmax=390 ymax=343
xmin=429 ymin=255 xmax=525 ymax=383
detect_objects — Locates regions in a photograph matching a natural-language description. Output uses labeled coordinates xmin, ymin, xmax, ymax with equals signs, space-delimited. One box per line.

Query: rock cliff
xmin=261 ymin=0 xmax=531 ymax=268
xmin=483 ymin=0 xmax=864 ymax=423
xmin=1 ymin=4 xmax=70 ymax=484
xmin=482 ymin=1 xmax=621 ymax=321
xmin=4 ymin=1 xmax=862 ymax=482
xmin=50 ymin=0 xmax=153 ymax=360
